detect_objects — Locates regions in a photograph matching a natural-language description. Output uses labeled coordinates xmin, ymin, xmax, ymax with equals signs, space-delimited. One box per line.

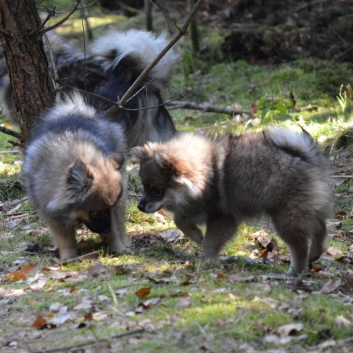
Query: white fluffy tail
xmin=265 ymin=126 xmax=316 ymax=156
xmin=90 ymin=30 xmax=179 ymax=90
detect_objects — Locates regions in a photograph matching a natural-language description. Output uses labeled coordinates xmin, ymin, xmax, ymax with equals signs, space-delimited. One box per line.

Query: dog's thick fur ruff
xmin=0 ymin=30 xmax=178 ymax=147
xmin=23 ymin=93 xmax=129 ymax=260
xmin=131 ymin=127 xmax=332 ymax=274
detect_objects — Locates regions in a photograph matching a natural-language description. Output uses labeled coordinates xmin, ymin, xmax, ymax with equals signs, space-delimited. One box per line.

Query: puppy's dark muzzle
xmin=138 ymin=200 xmax=146 ymax=212
xmin=84 ymin=210 xmax=112 ymax=234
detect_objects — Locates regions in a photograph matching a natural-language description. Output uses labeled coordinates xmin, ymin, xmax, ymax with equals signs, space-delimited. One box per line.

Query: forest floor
xmin=1 ymin=2 xmax=353 ymax=352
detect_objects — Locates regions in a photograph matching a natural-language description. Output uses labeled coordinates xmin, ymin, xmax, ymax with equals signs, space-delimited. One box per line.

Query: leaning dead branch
xmin=168 ymin=100 xmax=253 ymax=117
xmin=0 ymin=125 xmax=21 ymax=139
xmin=107 ymin=0 xmax=205 ymax=115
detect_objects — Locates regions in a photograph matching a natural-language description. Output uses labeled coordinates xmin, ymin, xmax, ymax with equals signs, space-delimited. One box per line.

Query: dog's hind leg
xmin=46 ymin=218 xmax=77 ymax=260
xmin=270 ymin=211 xmax=310 ymax=274
xmin=200 ymin=215 xmax=238 ymax=258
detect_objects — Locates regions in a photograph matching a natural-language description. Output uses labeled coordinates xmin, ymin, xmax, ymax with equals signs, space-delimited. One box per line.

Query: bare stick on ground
xmin=28 ymin=328 xmax=145 ymax=353
xmin=168 ymin=100 xmax=252 ymax=117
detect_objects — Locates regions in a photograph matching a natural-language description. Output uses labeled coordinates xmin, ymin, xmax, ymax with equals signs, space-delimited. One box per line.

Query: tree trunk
xmin=0 ymin=0 xmax=55 ymax=143
xmin=188 ymin=0 xmax=200 ymax=53
xmin=144 ymin=0 xmax=153 ymax=32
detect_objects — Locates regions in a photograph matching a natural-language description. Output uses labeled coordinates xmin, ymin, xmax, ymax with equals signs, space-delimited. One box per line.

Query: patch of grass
xmin=0 ymin=173 xmax=25 ymax=200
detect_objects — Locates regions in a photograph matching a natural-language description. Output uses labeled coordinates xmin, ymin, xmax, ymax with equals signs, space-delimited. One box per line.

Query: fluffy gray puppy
xmin=131 ymin=127 xmax=332 ymax=274
xmin=23 ymin=93 xmax=129 ymax=260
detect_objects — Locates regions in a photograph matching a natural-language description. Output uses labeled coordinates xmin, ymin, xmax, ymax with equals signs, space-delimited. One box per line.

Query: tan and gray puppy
xmin=131 ymin=128 xmax=332 ymax=274
xmin=23 ymin=93 xmax=129 ymax=260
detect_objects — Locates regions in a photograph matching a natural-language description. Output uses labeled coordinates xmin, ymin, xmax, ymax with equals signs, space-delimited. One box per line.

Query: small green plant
xmin=257 ymin=93 xmax=296 ymax=123
xmin=336 ymin=84 xmax=353 ymax=115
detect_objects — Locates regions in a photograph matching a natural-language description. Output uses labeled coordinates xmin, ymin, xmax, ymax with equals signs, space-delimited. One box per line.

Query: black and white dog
xmin=0 ymin=29 xmax=178 ymax=147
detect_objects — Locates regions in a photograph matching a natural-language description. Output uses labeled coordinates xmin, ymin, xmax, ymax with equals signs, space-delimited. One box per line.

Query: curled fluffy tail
xmin=265 ymin=126 xmax=331 ymax=216
xmin=90 ymin=30 xmax=179 ymax=90
xmin=265 ymin=126 xmax=327 ymax=166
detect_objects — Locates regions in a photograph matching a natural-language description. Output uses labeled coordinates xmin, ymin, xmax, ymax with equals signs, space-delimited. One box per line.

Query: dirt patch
xmin=203 ymin=0 xmax=353 ymax=63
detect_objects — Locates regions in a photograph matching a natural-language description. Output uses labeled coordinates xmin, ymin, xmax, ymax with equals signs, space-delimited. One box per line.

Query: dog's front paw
xmin=199 ymin=250 xmax=218 ymax=259
xmin=287 ymin=265 xmax=311 ymax=276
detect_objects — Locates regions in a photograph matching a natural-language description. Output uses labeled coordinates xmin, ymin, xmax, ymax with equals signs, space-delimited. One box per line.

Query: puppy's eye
xmin=90 ymin=211 xmax=108 ymax=219
xmin=151 ymin=187 xmax=164 ymax=197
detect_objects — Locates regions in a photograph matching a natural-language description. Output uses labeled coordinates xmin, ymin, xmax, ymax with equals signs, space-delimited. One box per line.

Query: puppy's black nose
xmin=138 ymin=200 xmax=145 ymax=212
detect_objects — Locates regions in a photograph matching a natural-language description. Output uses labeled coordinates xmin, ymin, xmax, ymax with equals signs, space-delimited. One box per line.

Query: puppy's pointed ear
xmin=155 ymin=153 xmax=177 ymax=174
xmin=109 ymin=153 xmax=124 ymax=171
xmin=130 ymin=146 xmax=148 ymax=162
xmin=66 ymin=159 xmax=94 ymax=201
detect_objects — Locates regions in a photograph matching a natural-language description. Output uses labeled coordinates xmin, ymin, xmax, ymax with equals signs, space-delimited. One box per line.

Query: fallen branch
xmin=167 ymin=100 xmax=252 ymax=116
xmin=0 ymin=125 xmax=21 ymax=139
xmin=28 ymin=328 xmax=145 ymax=353
xmin=107 ymin=0 xmax=205 ymax=115
xmin=7 ymin=140 xmax=24 ymax=148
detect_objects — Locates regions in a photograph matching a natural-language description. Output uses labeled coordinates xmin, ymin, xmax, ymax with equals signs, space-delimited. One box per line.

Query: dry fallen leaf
xmin=31 ymin=314 xmax=54 ymax=329
xmin=135 ymin=287 xmax=151 ymax=298
xmin=31 ymin=315 xmax=49 ymax=329
xmin=88 ymin=263 xmax=106 ymax=277
xmin=320 ymin=279 xmax=342 ymax=294
xmin=333 ymin=210 xmax=347 ymax=219
xmin=30 ymin=279 xmax=47 ymax=291
xmin=259 ymin=248 xmax=269 ymax=259
xmin=227 ymin=274 xmax=254 ymax=283
xmin=137 ymin=297 xmax=161 ymax=311
xmin=326 ymin=247 xmax=343 ymax=257
xmin=6 ymin=263 xmax=39 ymax=282
xmin=73 ymin=300 xmax=93 ymax=311
xmin=175 ymin=297 xmax=192 ymax=308
xmin=334 ymin=315 xmax=351 ymax=327
xmin=159 ymin=229 xmax=184 ymax=243
xmin=275 ymin=323 xmax=303 ymax=337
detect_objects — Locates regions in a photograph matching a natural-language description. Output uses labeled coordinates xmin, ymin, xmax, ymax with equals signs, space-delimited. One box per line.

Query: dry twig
xmin=168 ymin=100 xmax=252 ymax=116
xmin=0 ymin=125 xmax=21 ymax=139
xmin=39 ymin=0 xmax=82 ymax=35
xmin=29 ymin=7 xmax=57 ymax=36
xmin=107 ymin=0 xmax=205 ymax=115
xmin=7 ymin=140 xmax=24 ymax=148
xmin=57 ymin=80 xmax=185 ymax=111
xmin=28 ymin=329 xmax=145 ymax=353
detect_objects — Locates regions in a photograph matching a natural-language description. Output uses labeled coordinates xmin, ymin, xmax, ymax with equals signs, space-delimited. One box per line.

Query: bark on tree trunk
xmin=0 ymin=0 xmax=55 ymax=143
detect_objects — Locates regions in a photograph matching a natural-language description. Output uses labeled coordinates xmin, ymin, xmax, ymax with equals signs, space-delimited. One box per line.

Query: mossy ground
xmin=1 ymin=6 xmax=353 ymax=353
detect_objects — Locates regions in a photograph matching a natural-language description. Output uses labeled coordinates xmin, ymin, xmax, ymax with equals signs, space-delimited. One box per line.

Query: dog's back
xmin=221 ymin=128 xmax=331 ymax=219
